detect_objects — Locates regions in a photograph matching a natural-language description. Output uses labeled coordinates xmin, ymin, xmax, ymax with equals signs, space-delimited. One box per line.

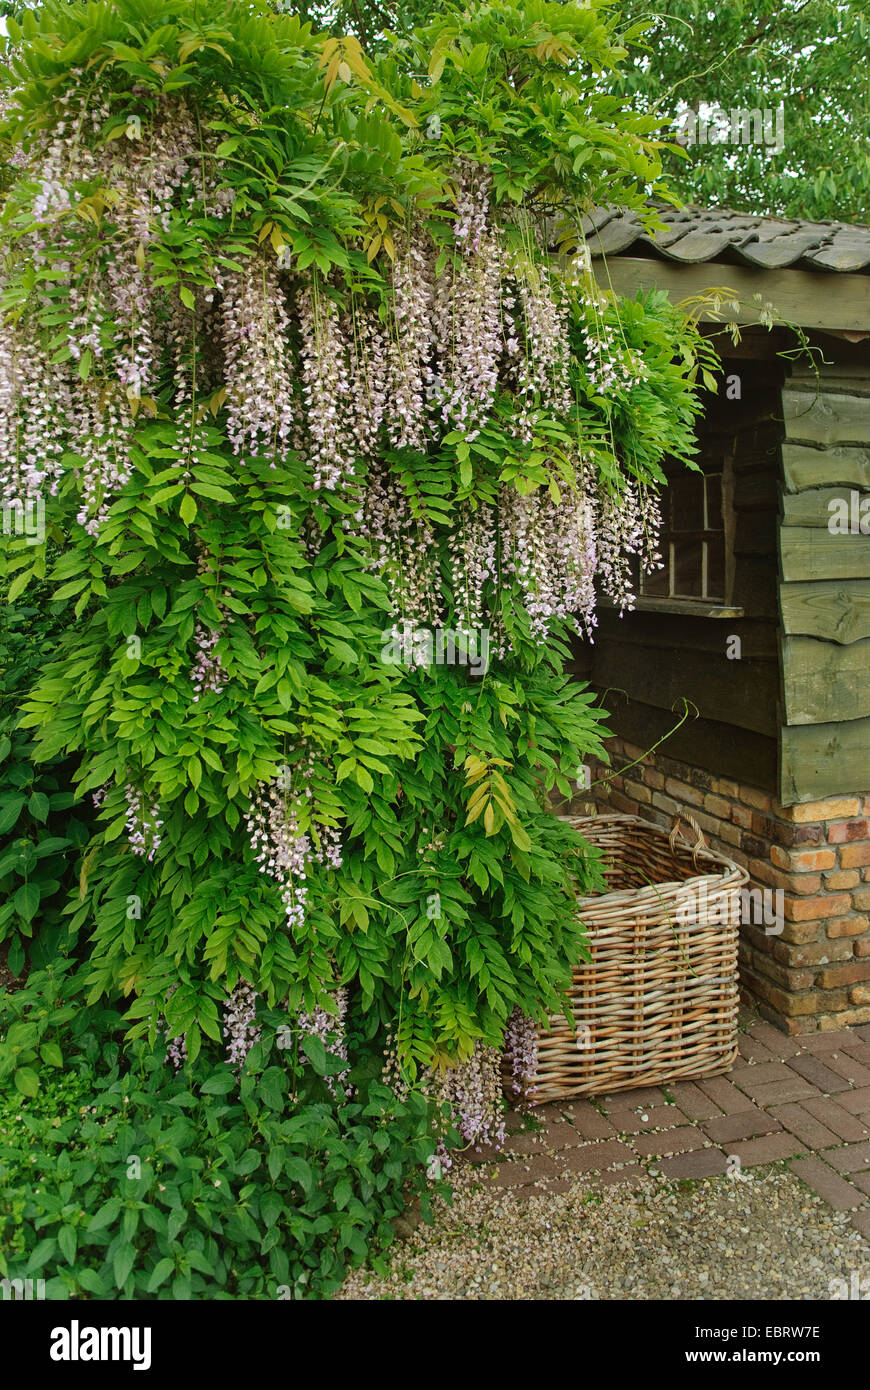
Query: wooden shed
xmin=572 ymin=204 xmax=870 ymax=1035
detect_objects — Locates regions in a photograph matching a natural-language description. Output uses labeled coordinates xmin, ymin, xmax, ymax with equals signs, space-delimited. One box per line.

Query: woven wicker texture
xmin=527 ymin=813 xmax=748 ymax=1104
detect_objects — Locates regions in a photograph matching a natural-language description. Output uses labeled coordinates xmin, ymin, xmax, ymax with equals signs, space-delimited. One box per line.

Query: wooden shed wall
xmin=778 ymin=346 xmax=870 ymax=804
xmin=570 ymin=354 xmax=784 ymax=790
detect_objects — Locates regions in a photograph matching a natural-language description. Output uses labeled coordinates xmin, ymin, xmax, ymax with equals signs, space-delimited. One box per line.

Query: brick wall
xmin=581 ymin=737 xmax=870 ymax=1036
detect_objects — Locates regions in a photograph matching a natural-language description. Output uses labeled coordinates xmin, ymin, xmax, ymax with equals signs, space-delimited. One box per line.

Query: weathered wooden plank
xmin=782 ymin=488 xmax=870 ymax=528
xmin=596 ymin=691 xmax=778 ymax=792
xmin=779 ymin=527 xmax=870 ymax=581
xmin=733 ymin=448 xmax=782 ymax=478
xmin=734 ymin=470 xmax=779 ymax=510
xmin=732 ymin=554 xmax=780 ymax=618
xmin=780 ymin=716 xmax=870 ymax=805
xmin=733 ymin=512 xmax=776 ymax=556
xmin=595 ymin=608 xmax=779 ymax=659
xmin=782 ymin=636 xmax=870 ymax=724
xmin=593 ymin=259 xmax=870 ymax=332
xmin=789 ymin=355 xmax=870 ymax=396
xmin=590 ymin=638 xmax=779 ymax=737
xmin=788 ymin=376 xmax=870 ymax=400
xmin=783 ymin=390 xmax=870 ymax=447
xmin=698 ymin=432 xmax=781 ymax=468
xmin=780 ymin=580 xmax=870 ymax=644
xmin=782 ymin=442 xmax=870 ymax=492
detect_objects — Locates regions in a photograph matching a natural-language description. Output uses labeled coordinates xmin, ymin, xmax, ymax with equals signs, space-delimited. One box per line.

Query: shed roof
xmin=583 ymin=205 xmax=870 ymax=274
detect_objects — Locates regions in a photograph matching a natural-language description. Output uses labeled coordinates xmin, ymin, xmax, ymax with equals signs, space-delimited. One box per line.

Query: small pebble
xmin=339 ymin=1161 xmax=869 ymax=1301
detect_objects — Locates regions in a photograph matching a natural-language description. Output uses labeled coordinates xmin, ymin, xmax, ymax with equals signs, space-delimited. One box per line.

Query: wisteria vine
xmin=0 ymin=4 xmax=713 ymax=1123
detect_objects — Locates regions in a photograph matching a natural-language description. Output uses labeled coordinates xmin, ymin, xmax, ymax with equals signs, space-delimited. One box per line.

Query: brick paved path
xmin=474 ymin=1020 xmax=870 ymax=1242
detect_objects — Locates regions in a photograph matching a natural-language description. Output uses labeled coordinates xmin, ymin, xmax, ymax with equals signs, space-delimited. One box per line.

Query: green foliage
xmin=0 ymin=0 xmax=716 ymax=1070
xmin=0 ymin=597 xmax=92 ymax=974
xmin=0 ymin=965 xmax=446 ymax=1299
xmin=613 ymin=0 xmax=870 ymax=222
xmin=311 ymin=0 xmax=870 ymax=222
xmin=0 ymin=0 xmax=724 ymax=1299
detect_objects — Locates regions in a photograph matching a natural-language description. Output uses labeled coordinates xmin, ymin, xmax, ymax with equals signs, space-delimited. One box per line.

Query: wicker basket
xmin=524 ymin=812 xmax=748 ymax=1104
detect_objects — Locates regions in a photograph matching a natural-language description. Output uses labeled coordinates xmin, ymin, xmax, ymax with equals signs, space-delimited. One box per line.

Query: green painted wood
xmin=783 ymin=390 xmax=870 ymax=447
xmin=780 ymin=580 xmax=870 ymax=644
xmin=779 ymin=527 xmax=870 ymax=581
xmin=592 ymin=259 xmax=870 ymax=332
xmin=782 ymin=442 xmax=870 ymax=493
xmin=780 ymin=716 xmax=870 ymax=804
xmin=782 ymin=636 xmax=870 ymax=724
xmin=789 ymin=359 xmax=870 ymax=397
xmin=788 ymin=376 xmax=870 ymax=400
xmin=782 ymin=488 xmax=870 ymax=528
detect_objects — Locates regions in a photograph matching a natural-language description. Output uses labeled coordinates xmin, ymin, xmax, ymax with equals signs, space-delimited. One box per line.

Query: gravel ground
xmin=339 ymin=1163 xmax=870 ymax=1300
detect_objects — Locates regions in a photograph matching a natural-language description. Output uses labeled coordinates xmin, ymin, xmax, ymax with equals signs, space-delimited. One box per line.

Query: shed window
xmin=641 ymin=458 xmax=731 ymax=604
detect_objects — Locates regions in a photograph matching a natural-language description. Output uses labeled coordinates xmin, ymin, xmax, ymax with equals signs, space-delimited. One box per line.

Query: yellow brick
xmin=790 ymin=798 xmax=861 ymax=823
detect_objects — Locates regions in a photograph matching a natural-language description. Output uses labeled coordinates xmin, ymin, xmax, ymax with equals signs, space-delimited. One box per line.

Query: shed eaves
xmin=583 ymin=205 xmax=870 ymax=274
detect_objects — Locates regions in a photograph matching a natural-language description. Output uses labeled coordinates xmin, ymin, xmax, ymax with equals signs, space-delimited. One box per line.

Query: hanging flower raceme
xmin=0 ymin=314 xmax=71 ymax=508
xmin=189 ymin=551 xmax=230 ymax=700
xmin=11 ymin=81 xmax=150 ymax=533
xmin=347 ymin=300 xmax=390 ymax=458
xmin=165 ymin=1032 xmax=188 ymax=1071
xmin=220 ymin=255 xmax=295 ymax=461
xmin=106 ymin=249 xmax=156 ymax=404
xmin=246 ymin=778 xmax=311 ymax=930
xmin=428 ymin=1041 xmax=506 ymax=1152
xmin=103 ymin=171 xmax=162 ymax=405
xmin=190 ymin=621 xmax=228 ymax=701
xmin=71 ymin=380 xmax=135 ymax=535
xmin=356 ymin=460 xmax=442 ymax=632
xmin=161 ymin=984 xmax=188 ymax=1071
xmin=575 ymin=286 xmax=649 ymax=397
xmin=386 ymin=231 xmax=434 ymax=452
xmin=431 ymin=166 xmax=503 ymax=440
xmin=245 ymin=756 xmax=343 ymax=932
xmin=28 ymin=75 xmax=102 ymax=223
xmin=498 ymin=464 xmax=599 ymax=645
xmin=502 ymin=1007 xmax=538 ymax=1104
xmin=596 ymin=478 xmax=663 ymax=613
xmin=124 ymin=782 xmax=163 ymax=862
xmin=298 ymin=985 xmax=350 ymax=1098
xmin=511 ymin=252 xmax=573 ymax=443
xmin=223 ymin=982 xmax=262 ymax=1070
xmin=298 ymin=279 xmax=355 ymax=490
xmin=381 ymin=1035 xmax=506 ymax=1164
xmin=447 ymin=501 xmax=497 ymax=634
xmin=166 ymin=295 xmax=211 ymax=484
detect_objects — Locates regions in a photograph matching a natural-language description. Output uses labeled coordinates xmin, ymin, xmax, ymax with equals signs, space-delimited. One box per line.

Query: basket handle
xmin=669 ymin=812 xmax=705 ymax=861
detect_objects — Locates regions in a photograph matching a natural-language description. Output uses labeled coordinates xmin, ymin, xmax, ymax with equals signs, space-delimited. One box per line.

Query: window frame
xmin=636 ymin=451 xmax=742 ymax=617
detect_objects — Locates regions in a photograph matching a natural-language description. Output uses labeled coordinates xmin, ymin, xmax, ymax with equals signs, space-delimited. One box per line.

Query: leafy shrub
xmin=0 ymin=967 xmax=446 ymax=1299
